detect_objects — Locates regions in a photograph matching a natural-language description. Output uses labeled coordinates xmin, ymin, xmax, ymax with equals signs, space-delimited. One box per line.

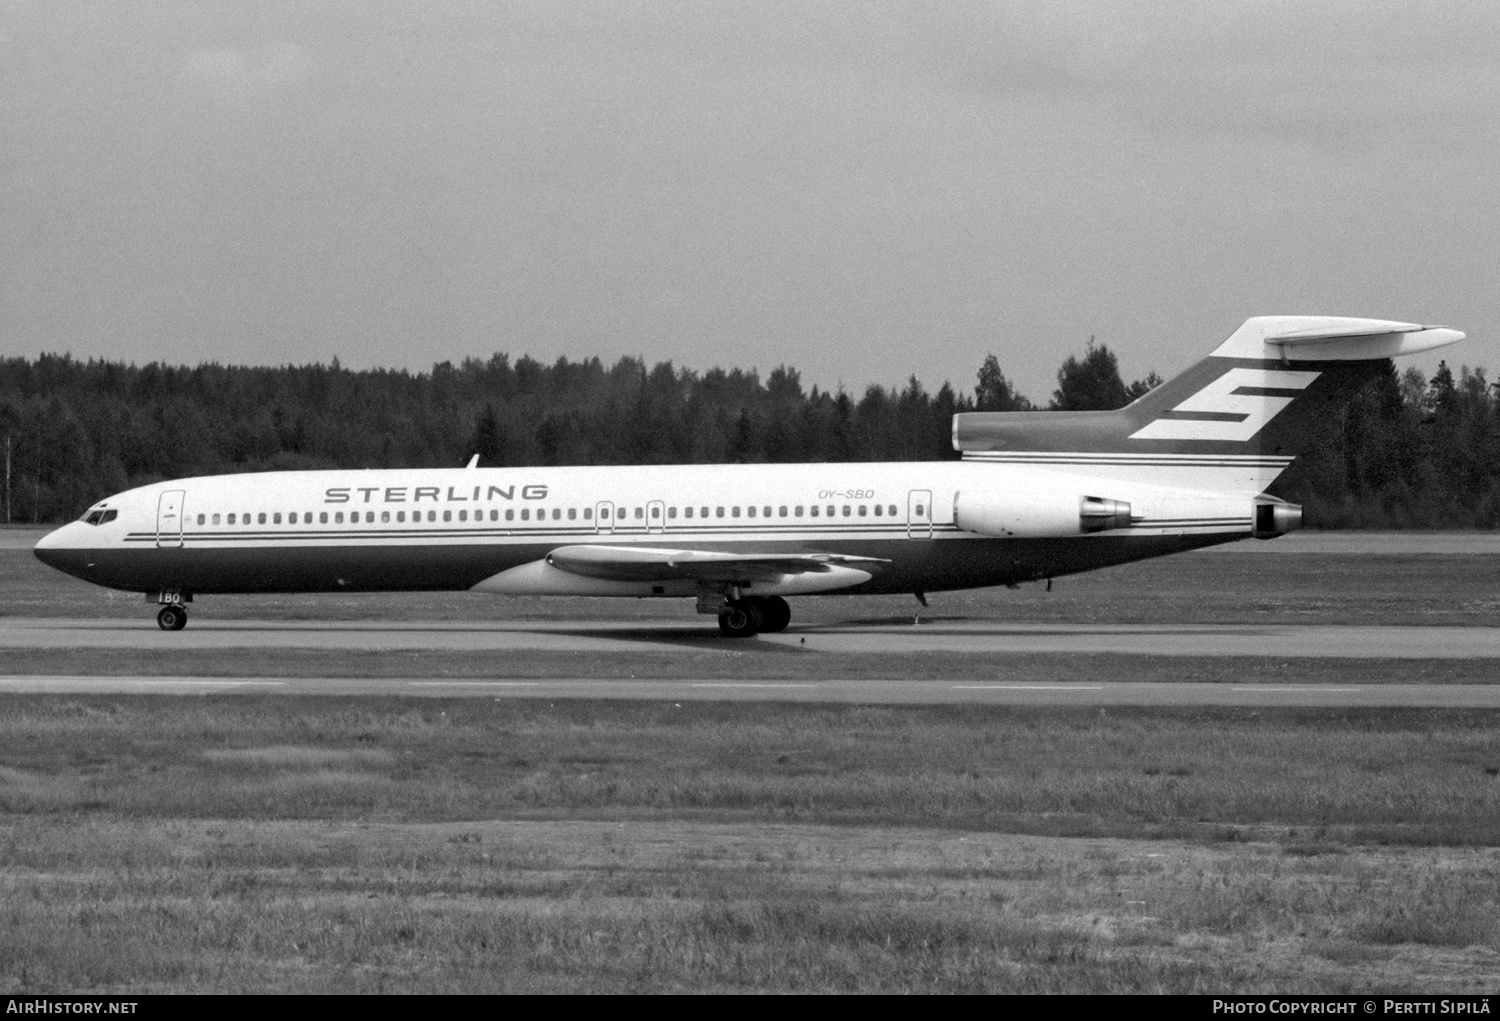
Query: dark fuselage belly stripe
xmin=50 ymin=532 xmax=1246 ymax=596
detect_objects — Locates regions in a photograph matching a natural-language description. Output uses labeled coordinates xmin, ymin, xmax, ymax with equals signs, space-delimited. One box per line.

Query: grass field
xmin=3 ymin=541 xmax=1499 ymax=992
xmin=2 ymin=697 xmax=1499 ymax=992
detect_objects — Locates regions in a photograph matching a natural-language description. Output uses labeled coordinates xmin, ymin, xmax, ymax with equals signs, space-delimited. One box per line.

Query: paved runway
xmin=1 ymin=674 xmax=1497 ymax=706
xmin=6 ymin=617 xmax=1500 ymax=658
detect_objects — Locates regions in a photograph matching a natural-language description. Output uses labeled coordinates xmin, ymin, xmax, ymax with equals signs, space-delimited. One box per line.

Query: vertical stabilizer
xmin=953 ymin=317 xmax=1463 ymax=493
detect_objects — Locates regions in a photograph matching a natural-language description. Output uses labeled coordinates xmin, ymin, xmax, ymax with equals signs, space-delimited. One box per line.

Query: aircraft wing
xmin=544 ymin=544 xmax=889 ymax=584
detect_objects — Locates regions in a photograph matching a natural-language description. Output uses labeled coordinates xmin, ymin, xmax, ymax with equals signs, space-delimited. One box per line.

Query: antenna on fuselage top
xmin=465 ymin=454 xmax=479 ymax=469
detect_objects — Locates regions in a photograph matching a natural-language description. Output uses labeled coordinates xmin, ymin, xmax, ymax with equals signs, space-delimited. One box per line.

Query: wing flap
xmin=545 ymin=544 xmax=889 ymax=583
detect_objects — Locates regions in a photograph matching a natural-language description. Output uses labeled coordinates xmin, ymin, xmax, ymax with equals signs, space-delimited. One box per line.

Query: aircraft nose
xmin=33 ymin=523 xmax=81 ymax=571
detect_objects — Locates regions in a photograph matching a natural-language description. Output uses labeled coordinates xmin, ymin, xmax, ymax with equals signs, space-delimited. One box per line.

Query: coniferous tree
xmin=974 ymin=354 xmax=1032 ymax=411
xmin=1051 ymin=339 xmax=1130 ymax=411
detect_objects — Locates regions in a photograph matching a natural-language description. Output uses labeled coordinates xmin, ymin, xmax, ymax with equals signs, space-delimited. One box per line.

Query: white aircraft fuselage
xmin=33 ymin=458 xmax=1257 ymax=599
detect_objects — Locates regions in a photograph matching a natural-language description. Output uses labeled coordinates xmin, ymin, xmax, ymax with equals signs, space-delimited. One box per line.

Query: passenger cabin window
xmin=506 ymin=509 xmax=514 ymax=521
xmin=335 ymin=512 xmax=344 ymax=524
xmin=716 ymin=507 xmax=725 ymax=518
xmin=212 ymin=514 xmax=220 ymax=525
xmin=842 ymin=505 xmax=851 ymax=517
xmin=273 ymin=513 xmax=282 ymax=524
xmin=583 ymin=508 xmax=592 ymax=520
xmin=398 ymin=511 xmax=406 ymax=523
xmin=684 ymin=507 xmax=693 ymax=518
xmin=732 ymin=506 xmax=741 ymax=518
xmin=650 ymin=506 xmax=659 ymax=519
xmin=763 ymin=506 xmax=772 ymax=517
xmin=197 ymin=514 xmax=205 ymax=525
xmin=258 ymin=513 xmax=267 ymax=525
xmin=858 ymin=505 xmax=867 ymax=516
xmin=634 ymin=507 xmax=644 ymax=519
xmin=810 ymin=506 xmax=819 ymax=517
xmin=568 ymin=508 xmax=577 ymax=520
xmin=667 ymin=507 xmax=676 ymax=519
xmin=889 ymin=504 xmax=898 ymax=516
xmin=444 ymin=510 xmax=452 ymax=522
xmin=382 ymin=511 xmax=391 ymax=523
xmin=747 ymin=506 xmax=756 ymax=518
xmin=779 ymin=506 xmax=788 ymax=517
xmin=319 ymin=512 xmax=327 ymax=524
xmin=521 ymin=509 xmax=529 ymax=521
xmin=228 ymin=513 xmax=237 ymax=525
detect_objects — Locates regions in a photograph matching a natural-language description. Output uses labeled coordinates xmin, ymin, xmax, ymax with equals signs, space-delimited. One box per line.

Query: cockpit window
xmin=82 ymin=509 xmax=117 ymax=525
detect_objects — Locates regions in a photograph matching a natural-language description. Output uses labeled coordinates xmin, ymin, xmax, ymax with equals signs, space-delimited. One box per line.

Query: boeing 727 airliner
xmin=34 ymin=316 xmax=1463 ymax=635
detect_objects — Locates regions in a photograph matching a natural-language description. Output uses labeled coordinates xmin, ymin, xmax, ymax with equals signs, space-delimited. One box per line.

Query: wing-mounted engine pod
xmin=954 ymin=491 xmax=1133 ymax=538
xmin=1253 ymin=501 xmax=1302 ymax=539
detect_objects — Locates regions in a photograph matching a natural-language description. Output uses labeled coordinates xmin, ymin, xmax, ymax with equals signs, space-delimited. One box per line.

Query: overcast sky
xmin=5 ymin=0 xmax=1497 ymax=403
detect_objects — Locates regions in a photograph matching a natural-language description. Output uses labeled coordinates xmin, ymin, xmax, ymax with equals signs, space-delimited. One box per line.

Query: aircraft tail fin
xmin=953 ymin=317 xmax=1462 ymax=493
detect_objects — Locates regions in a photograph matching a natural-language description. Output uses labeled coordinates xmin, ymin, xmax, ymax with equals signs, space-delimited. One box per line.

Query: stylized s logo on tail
xmin=1128 ymin=368 xmax=1321 ymax=442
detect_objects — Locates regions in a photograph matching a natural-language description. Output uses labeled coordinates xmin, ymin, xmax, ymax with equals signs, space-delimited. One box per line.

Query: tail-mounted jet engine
xmin=1253 ymin=501 xmax=1302 ymax=539
xmin=954 ymin=492 xmax=1132 ymax=538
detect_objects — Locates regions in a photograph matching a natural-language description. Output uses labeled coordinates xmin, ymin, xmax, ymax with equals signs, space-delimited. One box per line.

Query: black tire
xmin=718 ymin=600 xmax=763 ymax=638
xmin=758 ymin=596 xmax=791 ymax=633
xmin=157 ymin=605 xmax=187 ymax=631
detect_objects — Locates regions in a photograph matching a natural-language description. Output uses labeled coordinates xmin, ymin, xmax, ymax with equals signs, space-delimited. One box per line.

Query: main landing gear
xmin=717 ymin=595 xmax=791 ymax=638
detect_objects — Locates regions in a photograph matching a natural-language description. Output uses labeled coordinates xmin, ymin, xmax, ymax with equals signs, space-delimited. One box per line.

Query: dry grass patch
xmin=1 ymin=818 xmax=1497 ymax=993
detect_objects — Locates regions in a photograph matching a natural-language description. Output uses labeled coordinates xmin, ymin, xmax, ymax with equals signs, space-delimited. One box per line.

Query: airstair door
xmin=907 ymin=490 xmax=932 ymax=539
xmin=156 ymin=490 xmax=185 ymax=548
xmin=594 ymin=501 xmax=614 ymax=534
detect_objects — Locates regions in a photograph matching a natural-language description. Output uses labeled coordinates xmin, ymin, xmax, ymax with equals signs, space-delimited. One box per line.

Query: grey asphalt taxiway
xmin=0 ymin=675 xmax=1497 ymax=706
xmin=2 ymin=614 xmax=1500 ymax=706
xmin=6 ymin=616 xmax=1500 ymax=659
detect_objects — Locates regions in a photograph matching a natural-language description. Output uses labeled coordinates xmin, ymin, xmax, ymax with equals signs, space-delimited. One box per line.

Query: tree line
xmin=0 ymin=342 xmax=1494 ymax=528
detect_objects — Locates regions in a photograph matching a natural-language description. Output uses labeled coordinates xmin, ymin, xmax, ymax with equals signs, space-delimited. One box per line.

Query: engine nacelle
xmin=1253 ymin=501 xmax=1302 ymax=539
xmin=954 ymin=491 xmax=1132 ymax=538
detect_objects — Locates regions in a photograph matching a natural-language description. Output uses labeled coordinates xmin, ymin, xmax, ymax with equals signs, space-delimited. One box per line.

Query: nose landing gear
xmin=153 ymin=590 xmax=191 ymax=631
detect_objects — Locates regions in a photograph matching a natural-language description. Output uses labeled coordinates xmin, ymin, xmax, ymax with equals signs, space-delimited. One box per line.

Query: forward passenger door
xmin=156 ymin=490 xmax=185 ymax=548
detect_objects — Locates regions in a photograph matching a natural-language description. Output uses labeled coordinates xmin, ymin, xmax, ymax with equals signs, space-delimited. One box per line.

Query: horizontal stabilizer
xmin=1215 ymin=316 xmax=1463 ymax=361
